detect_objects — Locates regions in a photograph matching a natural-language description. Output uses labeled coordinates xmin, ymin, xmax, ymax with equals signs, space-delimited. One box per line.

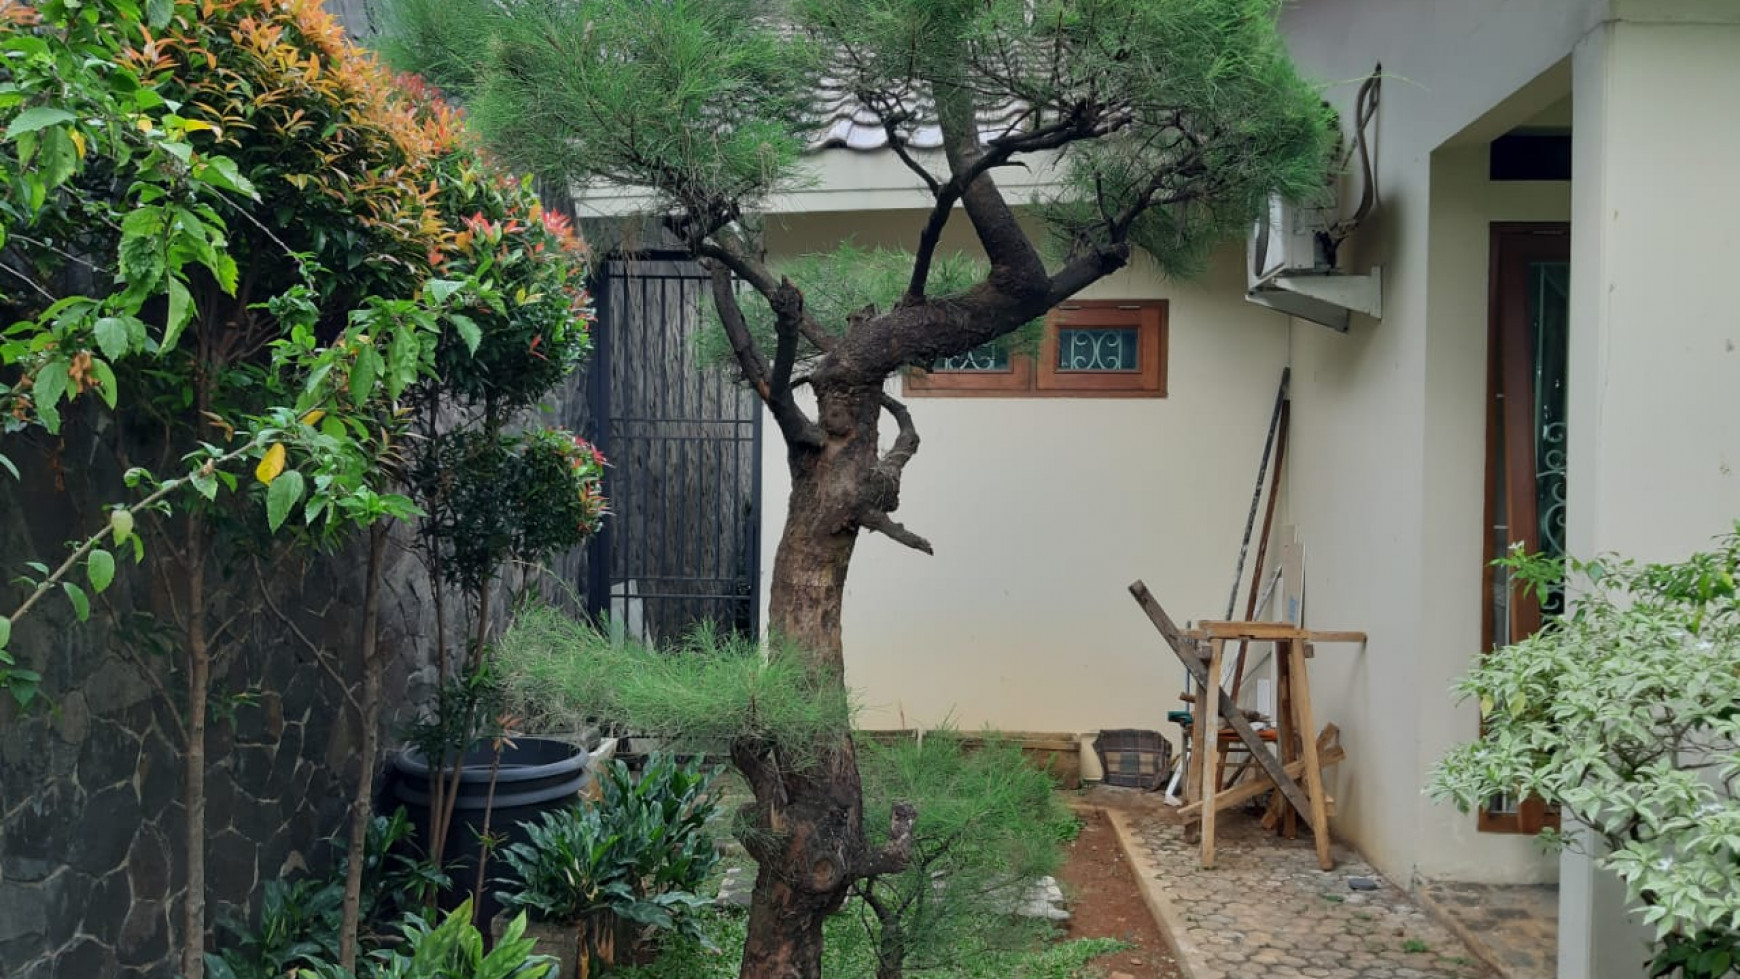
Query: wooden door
xmin=1478 ymin=223 xmax=1570 ymax=833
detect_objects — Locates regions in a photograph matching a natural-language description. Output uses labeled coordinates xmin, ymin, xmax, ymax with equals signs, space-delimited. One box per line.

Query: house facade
xmin=711 ymin=2 xmax=1739 ymax=976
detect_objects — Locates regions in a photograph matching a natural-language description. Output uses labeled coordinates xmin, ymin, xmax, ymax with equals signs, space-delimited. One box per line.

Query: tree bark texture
xmin=736 ymin=383 xmax=882 ymax=979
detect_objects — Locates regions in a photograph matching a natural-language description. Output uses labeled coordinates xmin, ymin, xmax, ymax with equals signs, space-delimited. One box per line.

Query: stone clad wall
xmin=0 ymin=423 xmax=440 ymax=978
xmin=0 ymin=370 xmax=595 ymax=977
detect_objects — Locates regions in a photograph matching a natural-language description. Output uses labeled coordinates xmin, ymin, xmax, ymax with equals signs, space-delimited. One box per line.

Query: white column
xmin=1561 ymin=5 xmax=1740 ymax=977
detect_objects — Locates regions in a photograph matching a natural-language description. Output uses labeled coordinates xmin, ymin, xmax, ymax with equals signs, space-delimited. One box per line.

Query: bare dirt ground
xmin=1059 ymin=805 xmax=1186 ymax=979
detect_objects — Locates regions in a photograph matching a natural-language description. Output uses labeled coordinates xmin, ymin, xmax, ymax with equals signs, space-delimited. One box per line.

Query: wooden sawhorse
xmin=1128 ymin=582 xmax=1364 ymax=871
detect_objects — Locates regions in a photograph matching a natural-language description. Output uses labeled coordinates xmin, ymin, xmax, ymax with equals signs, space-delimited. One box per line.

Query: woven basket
xmin=1093 ymin=729 xmax=1172 ymax=790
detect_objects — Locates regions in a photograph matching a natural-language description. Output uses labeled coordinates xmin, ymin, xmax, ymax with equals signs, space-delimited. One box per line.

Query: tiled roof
xmin=804 ymin=76 xmax=1032 ymax=152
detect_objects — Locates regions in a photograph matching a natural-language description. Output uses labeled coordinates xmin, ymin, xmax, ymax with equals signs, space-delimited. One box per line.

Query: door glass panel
xmin=1480 ymin=231 xmax=1569 ymax=833
xmin=1529 ymin=260 xmax=1570 ymax=618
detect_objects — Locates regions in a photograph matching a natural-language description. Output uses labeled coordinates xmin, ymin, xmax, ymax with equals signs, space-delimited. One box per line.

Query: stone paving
xmin=1108 ymin=809 xmax=1494 ymax=979
xmin=1413 ymin=880 xmax=1556 ymax=979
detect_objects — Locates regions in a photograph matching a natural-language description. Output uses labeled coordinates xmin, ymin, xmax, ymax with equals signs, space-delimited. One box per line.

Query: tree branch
xmin=933 ymin=81 xmax=1048 ymax=297
xmin=1044 ymin=244 xmax=1133 ymax=307
xmin=864 ymin=95 xmax=942 ymax=196
xmin=877 ymin=393 xmax=919 ymax=476
xmin=904 ymin=189 xmax=958 ymax=304
xmin=697 ymin=237 xmax=835 ymax=353
xmin=767 ymin=282 xmax=805 ymax=402
xmin=705 ymin=261 xmax=824 ymax=449
xmin=862 ymin=511 xmax=933 ymax=555
xmin=706 ymin=262 xmax=772 ymax=391
xmin=861 ymin=801 xmax=920 ymax=876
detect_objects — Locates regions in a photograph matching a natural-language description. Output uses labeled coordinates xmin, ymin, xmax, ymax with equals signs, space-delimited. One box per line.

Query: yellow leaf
xmin=135 ymin=117 xmax=154 ymax=134
xmin=1479 ymin=695 xmax=1494 ymax=718
xmin=69 ymin=129 xmax=86 ymax=159
xmin=255 ymin=443 xmax=286 ymax=485
xmin=299 ymin=409 xmax=325 ymax=427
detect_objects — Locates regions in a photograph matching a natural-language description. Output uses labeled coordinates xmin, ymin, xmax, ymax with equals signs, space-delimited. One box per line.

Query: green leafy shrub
xmin=422 ymin=168 xmax=593 ymax=410
xmin=207 ymin=807 xmax=451 ymax=978
xmin=295 ymin=901 xmax=553 ymax=979
xmin=1430 ymin=528 xmax=1740 ymax=976
xmin=1651 ymin=931 xmax=1740 ymax=979
xmin=497 ymin=754 xmax=721 ymax=934
xmin=608 ymin=906 xmax=1129 ymax=979
xmin=346 ymin=807 xmax=454 ymax=939
xmin=207 ymin=877 xmax=345 ymax=979
xmin=411 ymin=429 xmax=607 ymax=594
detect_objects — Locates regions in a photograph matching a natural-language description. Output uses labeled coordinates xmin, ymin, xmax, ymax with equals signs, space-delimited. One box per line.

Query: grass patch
xmin=611 ymin=877 xmax=1129 ymax=979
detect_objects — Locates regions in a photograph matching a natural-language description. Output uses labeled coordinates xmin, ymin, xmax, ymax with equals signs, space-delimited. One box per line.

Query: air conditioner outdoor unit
xmin=1245 ymin=192 xmax=1382 ymax=333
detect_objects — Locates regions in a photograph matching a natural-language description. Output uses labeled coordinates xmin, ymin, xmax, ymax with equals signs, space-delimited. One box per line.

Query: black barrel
xmin=389 ymin=737 xmax=590 ymax=928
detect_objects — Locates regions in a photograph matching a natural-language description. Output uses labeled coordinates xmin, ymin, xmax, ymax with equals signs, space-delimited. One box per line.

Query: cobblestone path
xmin=1108 ymin=809 xmax=1494 ymax=979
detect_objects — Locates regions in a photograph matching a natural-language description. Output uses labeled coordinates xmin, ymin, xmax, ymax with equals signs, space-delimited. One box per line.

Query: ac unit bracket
xmin=1245 ymin=266 xmax=1382 ymax=333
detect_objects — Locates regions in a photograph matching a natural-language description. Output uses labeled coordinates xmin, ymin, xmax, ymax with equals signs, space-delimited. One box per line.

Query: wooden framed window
xmin=902 ymin=338 xmax=1034 ymax=394
xmin=904 ymin=300 xmax=1167 ymax=398
xmin=1477 ymin=223 xmax=1569 ymax=835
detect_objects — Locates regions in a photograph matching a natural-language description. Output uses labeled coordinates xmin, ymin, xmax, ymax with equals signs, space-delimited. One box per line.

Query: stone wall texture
xmin=0 ymin=418 xmax=441 ymax=979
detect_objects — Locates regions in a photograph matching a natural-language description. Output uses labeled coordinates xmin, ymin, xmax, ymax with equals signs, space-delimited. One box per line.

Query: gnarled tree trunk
xmin=735 ymin=382 xmax=881 ymax=979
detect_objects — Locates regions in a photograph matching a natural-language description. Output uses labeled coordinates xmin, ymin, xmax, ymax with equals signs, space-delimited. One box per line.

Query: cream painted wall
xmin=754 ymin=209 xmax=1288 ymax=739
xmin=1559 ymin=12 xmax=1740 ymax=977
xmin=1278 ymin=0 xmax=1598 ymax=888
xmin=1411 ymin=148 xmax=1568 ymax=886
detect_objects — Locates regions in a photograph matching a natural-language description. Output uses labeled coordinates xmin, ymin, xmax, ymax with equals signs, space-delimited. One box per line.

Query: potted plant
xmin=492 ymin=755 xmax=722 ymax=979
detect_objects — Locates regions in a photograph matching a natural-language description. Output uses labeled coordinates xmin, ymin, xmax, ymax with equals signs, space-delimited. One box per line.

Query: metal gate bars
xmin=584 ymin=255 xmax=763 ymax=644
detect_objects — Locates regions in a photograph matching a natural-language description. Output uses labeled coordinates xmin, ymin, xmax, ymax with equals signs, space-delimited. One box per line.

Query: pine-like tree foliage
xmin=853 ymin=734 xmax=1074 ymax=979
xmin=795 ymin=0 xmax=1333 ymax=274
xmin=491 ymin=605 xmax=855 ymax=769
xmin=383 ymin=0 xmax=821 ymax=220
xmin=381 ymin=0 xmax=1331 ymax=283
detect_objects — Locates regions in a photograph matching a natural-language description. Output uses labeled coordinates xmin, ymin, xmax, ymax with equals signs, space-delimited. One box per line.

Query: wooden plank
xmin=1199 ymin=638 xmax=1224 ymax=869
xmin=1230 ymin=398 xmax=1289 ymax=706
xmin=1178 ymin=743 xmax=1347 ymax=819
xmin=1287 ymin=637 xmax=1334 ymax=870
xmin=1197 ymin=620 xmax=1307 ymax=640
xmin=1185 ymin=674 xmax=1207 ymax=805
xmin=1127 ymin=582 xmax=1320 ymax=832
xmin=1305 ymin=630 xmax=1368 ymax=644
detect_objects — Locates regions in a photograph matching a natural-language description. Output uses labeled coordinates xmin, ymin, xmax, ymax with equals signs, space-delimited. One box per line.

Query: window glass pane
xmin=934 ymin=342 xmax=1009 ymax=372
xmin=1057 ymin=327 xmax=1139 ymax=371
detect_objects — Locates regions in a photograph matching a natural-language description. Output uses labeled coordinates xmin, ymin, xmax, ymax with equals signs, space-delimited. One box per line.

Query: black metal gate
xmin=582 ymin=256 xmax=762 ymax=643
